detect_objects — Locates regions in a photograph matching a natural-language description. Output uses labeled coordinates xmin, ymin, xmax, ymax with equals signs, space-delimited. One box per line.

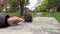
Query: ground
xmin=0 ymin=17 xmax=60 ymax=34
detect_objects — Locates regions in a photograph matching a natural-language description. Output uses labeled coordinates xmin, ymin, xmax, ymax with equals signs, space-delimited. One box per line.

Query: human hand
xmin=7 ymin=16 xmax=22 ymax=25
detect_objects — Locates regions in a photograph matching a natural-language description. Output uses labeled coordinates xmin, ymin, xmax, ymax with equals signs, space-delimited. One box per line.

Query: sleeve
xmin=0 ymin=14 xmax=10 ymax=28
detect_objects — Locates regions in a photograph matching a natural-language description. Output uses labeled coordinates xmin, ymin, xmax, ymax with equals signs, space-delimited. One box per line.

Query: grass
xmin=8 ymin=11 xmax=37 ymax=17
xmin=8 ymin=12 xmax=22 ymax=17
xmin=42 ymin=12 xmax=60 ymax=23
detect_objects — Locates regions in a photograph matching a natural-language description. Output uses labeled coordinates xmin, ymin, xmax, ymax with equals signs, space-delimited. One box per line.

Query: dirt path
xmin=0 ymin=17 xmax=60 ymax=34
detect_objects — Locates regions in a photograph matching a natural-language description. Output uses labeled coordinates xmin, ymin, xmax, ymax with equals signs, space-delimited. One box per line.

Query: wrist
xmin=7 ymin=18 xmax=12 ymax=25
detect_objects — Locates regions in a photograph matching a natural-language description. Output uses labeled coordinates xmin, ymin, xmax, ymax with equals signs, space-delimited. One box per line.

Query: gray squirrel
xmin=23 ymin=10 xmax=32 ymax=22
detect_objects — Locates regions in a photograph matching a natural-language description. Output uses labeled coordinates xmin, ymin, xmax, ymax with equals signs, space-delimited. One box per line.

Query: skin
xmin=7 ymin=16 xmax=22 ymax=26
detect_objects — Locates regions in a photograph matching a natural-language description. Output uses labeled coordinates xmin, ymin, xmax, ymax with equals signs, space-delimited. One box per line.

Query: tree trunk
xmin=55 ymin=6 xmax=57 ymax=12
xmin=20 ymin=0 xmax=24 ymax=16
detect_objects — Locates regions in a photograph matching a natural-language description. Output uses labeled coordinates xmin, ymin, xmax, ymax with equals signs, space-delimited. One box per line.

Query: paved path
xmin=0 ymin=17 xmax=60 ymax=34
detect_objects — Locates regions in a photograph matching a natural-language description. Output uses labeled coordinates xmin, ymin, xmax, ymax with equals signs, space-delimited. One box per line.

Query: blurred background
xmin=0 ymin=0 xmax=60 ymax=23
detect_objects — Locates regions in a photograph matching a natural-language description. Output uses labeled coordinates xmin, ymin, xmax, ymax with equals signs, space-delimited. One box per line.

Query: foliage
xmin=9 ymin=0 xmax=19 ymax=12
xmin=10 ymin=0 xmax=29 ymax=12
xmin=43 ymin=0 xmax=60 ymax=8
xmin=25 ymin=0 xmax=29 ymax=6
xmin=36 ymin=0 xmax=60 ymax=12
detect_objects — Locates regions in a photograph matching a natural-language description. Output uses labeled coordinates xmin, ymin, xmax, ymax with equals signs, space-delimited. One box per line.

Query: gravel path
xmin=0 ymin=17 xmax=60 ymax=34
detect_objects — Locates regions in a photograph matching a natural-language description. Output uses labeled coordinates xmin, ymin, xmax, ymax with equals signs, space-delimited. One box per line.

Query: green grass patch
xmin=8 ymin=12 xmax=22 ymax=17
xmin=43 ymin=12 xmax=60 ymax=23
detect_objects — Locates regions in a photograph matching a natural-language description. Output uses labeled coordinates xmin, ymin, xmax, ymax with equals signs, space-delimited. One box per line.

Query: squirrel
xmin=23 ymin=10 xmax=32 ymax=22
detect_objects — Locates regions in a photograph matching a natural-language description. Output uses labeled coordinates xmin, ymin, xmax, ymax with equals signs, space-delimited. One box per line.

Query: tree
xmin=20 ymin=0 xmax=29 ymax=15
xmin=10 ymin=0 xmax=29 ymax=15
xmin=36 ymin=0 xmax=60 ymax=12
xmin=10 ymin=0 xmax=19 ymax=12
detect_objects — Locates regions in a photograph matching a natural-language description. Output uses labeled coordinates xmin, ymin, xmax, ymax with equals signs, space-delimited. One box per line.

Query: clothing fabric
xmin=0 ymin=14 xmax=10 ymax=28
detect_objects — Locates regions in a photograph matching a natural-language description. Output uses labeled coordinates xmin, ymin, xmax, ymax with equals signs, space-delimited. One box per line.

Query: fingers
xmin=12 ymin=17 xmax=23 ymax=24
xmin=8 ymin=16 xmax=23 ymax=25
